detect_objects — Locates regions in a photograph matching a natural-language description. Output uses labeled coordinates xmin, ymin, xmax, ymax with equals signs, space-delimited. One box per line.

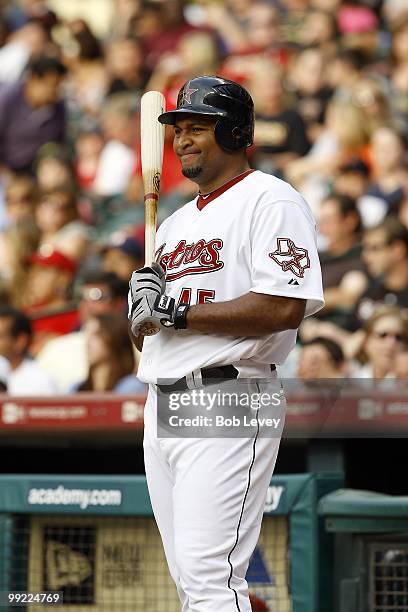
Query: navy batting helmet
xmin=158 ymin=76 xmax=254 ymax=152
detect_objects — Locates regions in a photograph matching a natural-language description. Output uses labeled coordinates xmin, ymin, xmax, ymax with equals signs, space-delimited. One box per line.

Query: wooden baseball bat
xmin=140 ymin=90 xmax=165 ymax=336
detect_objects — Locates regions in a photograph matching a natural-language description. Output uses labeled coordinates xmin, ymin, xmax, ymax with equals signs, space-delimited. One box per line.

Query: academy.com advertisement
xmin=27 ymin=484 xmax=123 ymax=510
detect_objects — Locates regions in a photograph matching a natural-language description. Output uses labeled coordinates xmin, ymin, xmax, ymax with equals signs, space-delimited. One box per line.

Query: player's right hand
xmin=128 ymin=262 xmax=166 ymax=336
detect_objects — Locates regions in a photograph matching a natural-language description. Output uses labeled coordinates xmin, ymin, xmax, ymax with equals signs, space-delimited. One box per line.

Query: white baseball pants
xmin=143 ymin=378 xmax=283 ymax=612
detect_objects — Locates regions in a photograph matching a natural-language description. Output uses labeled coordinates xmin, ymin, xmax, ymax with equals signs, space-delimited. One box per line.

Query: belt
xmin=157 ymin=364 xmax=276 ymax=393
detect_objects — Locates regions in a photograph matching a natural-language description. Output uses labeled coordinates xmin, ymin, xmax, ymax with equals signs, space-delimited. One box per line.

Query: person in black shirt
xmin=251 ymin=62 xmax=310 ymax=178
xmin=318 ymin=193 xmax=366 ymax=325
xmin=0 ymin=56 xmax=66 ymax=174
xmin=289 ymin=46 xmax=333 ymax=144
xmin=351 ymin=217 xmax=408 ymax=329
xmin=300 ymin=217 xmax=408 ymax=357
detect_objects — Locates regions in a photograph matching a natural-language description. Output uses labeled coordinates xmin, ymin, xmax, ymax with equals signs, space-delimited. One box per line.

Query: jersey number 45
xmin=178 ymin=288 xmax=215 ymax=306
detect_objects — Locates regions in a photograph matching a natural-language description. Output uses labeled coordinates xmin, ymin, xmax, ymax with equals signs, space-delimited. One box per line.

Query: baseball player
xmin=129 ymin=76 xmax=324 ymax=611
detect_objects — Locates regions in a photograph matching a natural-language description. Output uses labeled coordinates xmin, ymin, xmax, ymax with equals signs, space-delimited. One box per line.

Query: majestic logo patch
xmin=156 ymin=239 xmax=224 ymax=281
xmin=269 ymin=238 xmax=310 ymax=278
xmin=181 ymin=88 xmax=198 ymax=104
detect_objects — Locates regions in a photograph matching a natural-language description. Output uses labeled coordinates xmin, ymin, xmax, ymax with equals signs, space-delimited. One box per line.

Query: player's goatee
xmin=182 ymin=166 xmax=202 ymax=179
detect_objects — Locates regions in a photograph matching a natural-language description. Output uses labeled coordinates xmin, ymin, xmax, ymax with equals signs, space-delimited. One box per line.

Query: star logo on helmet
xmin=269 ymin=238 xmax=310 ymax=278
xmin=181 ymin=88 xmax=198 ymax=104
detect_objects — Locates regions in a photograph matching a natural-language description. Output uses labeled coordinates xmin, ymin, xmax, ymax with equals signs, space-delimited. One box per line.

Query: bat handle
xmin=144 ymin=193 xmax=158 ymax=263
xmin=143 ymin=194 xmax=160 ymax=336
xmin=140 ymin=193 xmax=160 ymax=336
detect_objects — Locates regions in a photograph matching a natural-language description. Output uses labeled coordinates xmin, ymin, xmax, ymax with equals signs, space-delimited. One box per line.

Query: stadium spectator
xmin=93 ymin=92 xmax=139 ymax=197
xmin=390 ymin=17 xmax=408 ymax=128
xmin=101 ymin=235 xmax=143 ymax=283
xmin=76 ymin=270 xmax=129 ymax=322
xmin=392 ymin=15 xmax=408 ymax=62
xmin=215 ymin=1 xmax=286 ymax=82
xmin=352 ymin=306 xmax=408 ymax=379
xmin=21 ymin=248 xmax=78 ymax=355
xmin=0 ymin=305 xmax=57 ymax=394
xmin=251 ymin=61 xmax=310 ymax=177
xmin=3 ymin=174 xmax=38 ymax=228
xmin=286 ymin=98 xmax=369 ymax=212
xmin=35 ymin=186 xmax=89 ymax=262
xmin=382 ymin=0 xmax=408 ymax=28
xmin=36 ymin=271 xmax=129 ymax=391
xmin=245 ymin=2 xmax=282 ymax=52
xmin=147 ymin=30 xmax=219 ymax=98
xmin=303 ymin=216 xmax=408 ymax=348
xmin=297 ymin=9 xmax=338 ymax=56
xmin=0 ymin=56 xmax=67 ymax=174
xmin=23 ymin=248 xmax=77 ymax=314
xmin=0 ymin=21 xmax=50 ymax=84
xmin=394 ymin=346 xmax=408 ymax=379
xmin=61 ymin=19 xmax=107 ymax=118
xmin=298 ymin=337 xmax=347 ymax=380
xmin=336 ymin=3 xmax=379 ymax=58
xmin=0 ymin=220 xmax=40 ymax=307
xmin=279 ymin=0 xmax=318 ymax=48
xmin=351 ymin=77 xmax=392 ymax=133
xmin=35 ymin=145 xmax=75 ymax=193
xmin=355 ymin=217 xmax=408 ymax=325
xmin=360 ymin=126 xmax=408 ymax=220
xmin=73 ymin=128 xmax=104 ymax=193
xmin=72 ymin=313 xmax=145 ymax=393
xmin=327 ymin=49 xmax=366 ymax=100
xmin=134 ymin=0 xmax=199 ymax=70
xmin=0 ymin=355 xmax=10 ymax=392
xmin=332 ymin=160 xmax=370 ymax=202
xmin=4 ymin=0 xmax=57 ymax=33
xmin=289 ymin=46 xmax=333 ymax=143
xmin=399 ymin=187 xmax=408 ymax=230
xmin=326 ymin=48 xmax=365 ymax=98
xmin=194 ymin=0 xmax=249 ymax=54
xmin=109 ymin=0 xmax=144 ymax=40
xmin=318 ymin=194 xmax=365 ymax=323
xmin=105 ymin=37 xmax=147 ymax=96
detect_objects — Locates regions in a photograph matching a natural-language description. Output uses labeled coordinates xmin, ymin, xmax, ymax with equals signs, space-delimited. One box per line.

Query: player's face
xmin=173 ymin=115 xmax=230 ymax=187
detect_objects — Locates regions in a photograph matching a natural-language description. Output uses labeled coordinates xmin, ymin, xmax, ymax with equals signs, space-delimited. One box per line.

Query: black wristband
xmin=174 ymin=304 xmax=190 ymax=330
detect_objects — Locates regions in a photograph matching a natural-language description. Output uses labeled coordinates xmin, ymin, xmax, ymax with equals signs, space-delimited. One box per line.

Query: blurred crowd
xmin=0 ymin=0 xmax=407 ymax=394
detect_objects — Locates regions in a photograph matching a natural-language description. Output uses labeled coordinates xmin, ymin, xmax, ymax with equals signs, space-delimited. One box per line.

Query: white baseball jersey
xmin=137 ymin=170 xmax=324 ymax=384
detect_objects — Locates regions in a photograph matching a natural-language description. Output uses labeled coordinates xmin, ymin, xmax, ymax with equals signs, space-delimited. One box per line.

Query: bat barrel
xmin=140 ymin=90 xmax=165 ymax=265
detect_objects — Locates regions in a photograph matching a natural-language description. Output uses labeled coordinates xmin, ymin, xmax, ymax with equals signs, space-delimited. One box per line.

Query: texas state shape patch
xmin=269 ymin=238 xmax=310 ymax=278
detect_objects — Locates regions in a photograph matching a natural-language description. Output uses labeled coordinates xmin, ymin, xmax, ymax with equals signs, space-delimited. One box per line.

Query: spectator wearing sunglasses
xmin=299 ymin=216 xmax=408 ymax=355
xmin=352 ymin=305 xmax=408 ymax=379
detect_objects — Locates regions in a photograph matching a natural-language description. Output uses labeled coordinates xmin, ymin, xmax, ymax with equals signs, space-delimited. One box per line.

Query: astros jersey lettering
xmin=138 ymin=170 xmax=324 ymax=384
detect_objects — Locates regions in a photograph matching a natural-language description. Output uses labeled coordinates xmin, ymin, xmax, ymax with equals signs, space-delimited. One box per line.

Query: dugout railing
xmin=319 ymin=488 xmax=408 ymax=612
xmin=0 ymin=473 xmax=342 ymax=612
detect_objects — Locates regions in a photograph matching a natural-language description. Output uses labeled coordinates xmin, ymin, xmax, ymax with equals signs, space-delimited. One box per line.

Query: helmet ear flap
xmin=215 ymin=120 xmax=248 ymax=151
xmin=231 ymin=126 xmax=243 ymax=145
